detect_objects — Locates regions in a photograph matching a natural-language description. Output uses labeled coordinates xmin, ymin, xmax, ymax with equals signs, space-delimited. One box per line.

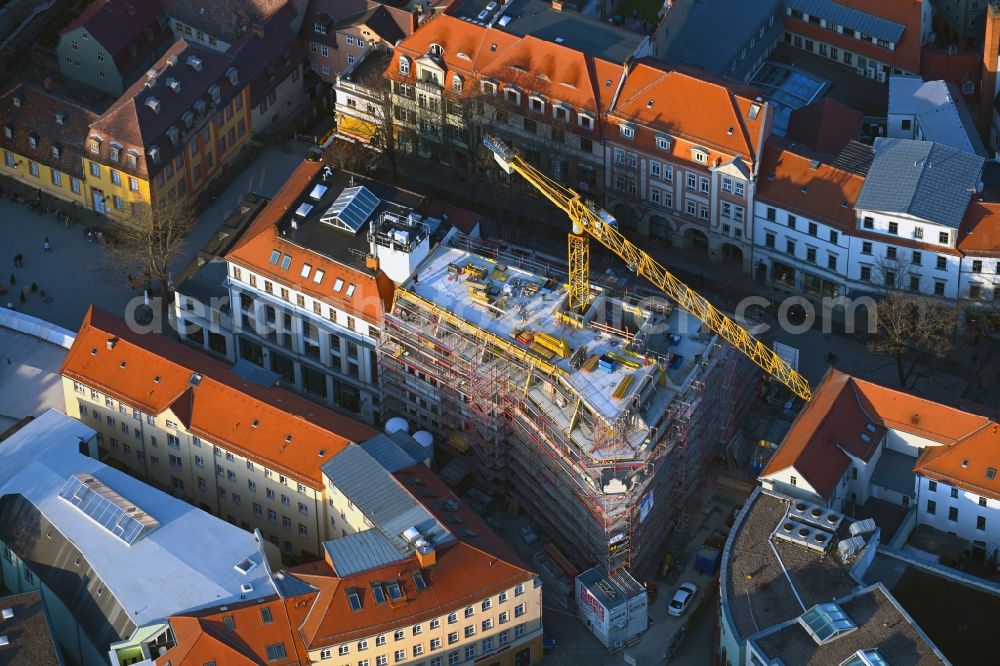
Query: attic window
xmin=398 ymin=56 xmax=410 ymax=76
xmin=295 ymin=202 xmax=313 ymax=218
xmin=987 ymin=467 xmax=997 ymax=480
xmin=411 ymin=570 xmax=428 ymax=590
xmin=481 ymin=80 xmax=497 ymax=95
xmin=859 ymin=432 xmax=870 ymax=442
xmin=313 ymin=269 xmax=325 ymax=284
xmin=457 ymin=52 xmax=471 ymax=61
xmin=691 ymin=148 xmax=708 ymax=163
xmin=865 ymin=423 xmax=876 ymax=433
xmin=345 ymin=284 xmax=356 ymax=298
xmin=12 ymin=93 xmax=23 ymax=108
xmin=656 ymin=134 xmax=672 ymax=151
xmin=748 ymin=103 xmax=761 ymax=120
xmin=280 ymin=254 xmax=292 ymax=270
xmin=55 ymin=112 xmax=66 ymax=125
xmin=619 ymin=124 xmax=635 ymax=139
xmin=385 ymin=580 xmax=403 ymax=601
xmin=333 ymin=278 xmax=344 ymax=292
xmin=452 ymin=74 xmax=463 ymax=93
xmin=578 ymin=113 xmax=593 ymax=130
xmin=234 ymin=558 xmax=257 ymax=575
xmin=429 ymin=44 xmax=443 ymax=57
xmin=269 ymin=250 xmax=281 ymax=265
xmin=300 ymin=263 xmax=312 ymax=278
xmin=347 ymin=588 xmax=362 ymax=610
xmin=2 ymin=124 xmax=11 ymax=139
xmin=371 ymin=582 xmax=386 ymax=604
xmin=962 ymin=459 xmax=969 ymax=468
xmin=226 ymin=67 xmax=239 ymax=86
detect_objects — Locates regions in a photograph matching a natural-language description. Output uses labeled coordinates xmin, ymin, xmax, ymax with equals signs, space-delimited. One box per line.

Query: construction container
xmin=694 ymin=546 xmax=722 ymax=575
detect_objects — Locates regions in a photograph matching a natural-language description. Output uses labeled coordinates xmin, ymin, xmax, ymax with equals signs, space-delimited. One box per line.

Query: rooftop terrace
xmin=402 ymin=242 xmax=718 ymax=456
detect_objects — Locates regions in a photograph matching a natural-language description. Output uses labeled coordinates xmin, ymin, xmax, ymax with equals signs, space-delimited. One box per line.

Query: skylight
xmin=345 ymin=284 xmax=356 ymax=298
xmin=372 ymin=582 xmax=386 ymax=605
xmin=841 ymin=649 xmax=890 ymax=666
xmin=313 ymin=269 xmax=325 ymax=284
xmin=295 ymin=202 xmax=313 ymax=218
xmin=268 ymin=250 xmax=280 ymax=265
xmin=280 ymin=254 xmax=292 ymax=270
xmin=347 ymin=589 xmax=362 ymax=611
xmin=386 ymin=580 xmax=403 ymax=601
xmin=58 ymin=474 xmax=159 ymax=546
xmin=865 ymin=423 xmax=876 ymax=433
xmin=234 ymin=557 xmax=257 ymax=575
xmin=300 ymin=264 xmax=312 ymax=278
xmin=320 ymin=186 xmax=380 ymax=233
xmin=412 ymin=570 xmax=428 ymax=591
xmin=799 ymin=603 xmax=857 ymax=645
xmin=309 ymin=183 xmax=328 ymax=200
xmin=333 ymin=278 xmax=344 ymax=292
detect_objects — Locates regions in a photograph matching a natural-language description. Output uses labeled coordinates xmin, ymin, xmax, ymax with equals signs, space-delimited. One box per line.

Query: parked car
xmin=520 ymin=525 xmax=539 ymax=545
xmin=667 ymin=582 xmax=698 ymax=617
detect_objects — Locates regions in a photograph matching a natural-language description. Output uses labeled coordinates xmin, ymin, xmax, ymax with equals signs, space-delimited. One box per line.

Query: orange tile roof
xmin=610 ymin=63 xmax=767 ymax=164
xmin=292 ymin=541 xmax=535 ymax=648
xmin=61 ymin=307 xmax=377 ymax=487
xmin=762 ymin=368 xmax=1000 ymax=499
xmin=156 ymin=594 xmax=317 ymax=666
xmin=227 ymin=160 xmax=396 ymax=324
xmin=958 ymin=201 xmax=1000 ymax=256
xmin=786 ymin=0 xmax=924 ymax=74
xmin=756 ymin=141 xmax=864 ymax=230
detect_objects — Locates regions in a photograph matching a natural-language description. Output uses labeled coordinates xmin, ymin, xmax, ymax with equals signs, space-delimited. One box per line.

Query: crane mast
xmin=483 ymin=135 xmax=812 ymax=401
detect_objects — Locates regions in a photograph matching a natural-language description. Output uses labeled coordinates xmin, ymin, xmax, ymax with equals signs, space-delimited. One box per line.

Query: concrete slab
xmin=0 ymin=326 xmax=68 ymax=422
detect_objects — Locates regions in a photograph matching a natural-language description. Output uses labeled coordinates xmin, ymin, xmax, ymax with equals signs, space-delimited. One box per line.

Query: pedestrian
xmin=30 ymin=282 xmax=37 ymax=293
xmin=43 ymin=237 xmax=50 ymax=252
xmin=13 ymin=252 xmax=22 ymax=268
xmin=8 ymin=274 xmax=14 ymax=286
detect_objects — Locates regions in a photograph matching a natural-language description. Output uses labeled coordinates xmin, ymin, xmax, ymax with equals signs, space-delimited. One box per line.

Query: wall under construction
xmin=379 ymin=234 xmax=757 ymax=575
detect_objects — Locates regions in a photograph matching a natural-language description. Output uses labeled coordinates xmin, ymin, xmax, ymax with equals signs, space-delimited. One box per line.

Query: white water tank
xmin=385 ymin=417 xmax=409 ymax=435
xmin=412 ymin=430 xmax=434 ymax=467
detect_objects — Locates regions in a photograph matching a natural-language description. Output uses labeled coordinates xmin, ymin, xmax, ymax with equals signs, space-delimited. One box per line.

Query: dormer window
xmin=209 ymin=84 xmax=221 ymax=104
xmin=619 ymin=123 xmax=635 ymax=139
xmin=51 ymin=144 xmax=61 ymax=158
xmin=429 ymin=44 xmax=443 ymax=57
xmin=28 ymin=132 xmax=39 ymax=149
xmin=481 ymin=80 xmax=497 ymax=95
xmin=226 ymin=67 xmax=238 ymax=86
xmin=314 ymin=22 xmax=328 ymax=36
xmin=182 ymin=111 xmax=194 ymax=128
xmin=12 ymin=93 xmax=23 ymax=108
xmin=691 ymin=147 xmax=708 ymax=163
xmin=2 ymin=124 xmax=11 ymax=139
xmin=529 ymin=95 xmax=545 ymax=114
xmin=110 ymin=142 xmax=122 ymax=161
xmin=578 ymin=113 xmax=593 ymax=130
xmin=195 ymin=99 xmax=206 ymax=115
xmin=167 ymin=126 xmax=179 ymax=145
xmin=656 ymin=133 xmax=672 ymax=151
xmin=55 ymin=112 xmax=66 ymax=125
xmin=505 ymin=87 xmax=521 ymax=104
xmin=398 ymin=56 xmax=410 ymax=76
xmin=127 ymin=150 xmax=138 ymax=168
xmin=149 ymin=145 xmax=160 ymax=163
xmin=89 ymin=136 xmax=102 ymax=154
xmin=452 ymin=74 xmax=463 ymax=93
xmin=553 ymin=104 xmax=569 ymax=122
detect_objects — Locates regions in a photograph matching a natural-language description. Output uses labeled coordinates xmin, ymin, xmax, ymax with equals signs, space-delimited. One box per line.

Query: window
xmin=939 ymin=231 xmax=950 ymax=244
xmin=806 ymin=247 xmax=816 ymax=263
xmin=430 ymin=638 xmax=441 ymax=650
xmin=977 ymin=515 xmax=987 ymax=530
xmin=448 ymin=612 xmax=457 ymax=624
xmin=861 ymin=241 xmax=872 ymax=255
xmin=786 ymin=239 xmax=796 ymax=255
xmin=972 ymin=259 xmax=983 ymax=273
xmin=988 ymin=467 xmax=997 ymax=480
xmin=936 ymin=256 xmax=947 ymax=270
xmin=265 ymin=643 xmax=287 ymax=661
xmin=448 ymin=632 xmax=458 ymax=644
xmin=29 ymin=161 xmax=39 ymax=177
xmin=464 ymin=645 xmax=476 ymax=660
xmin=514 ymin=603 xmax=526 ymax=617
xmin=464 ymin=625 xmax=475 ymax=638
xmin=863 ymin=216 xmax=874 ymax=229
xmin=926 ymin=500 xmax=936 ymax=515
xmin=934 ymin=281 xmax=945 ymax=296
xmin=790 ymin=475 xmax=798 ymax=486
xmin=888 ymin=221 xmax=898 ymax=235
xmin=979 ymin=497 xmax=988 ymax=507
xmin=699 ymin=176 xmax=709 ymax=194
xmin=619 ymin=124 xmax=635 ymax=139
xmin=928 ymin=480 xmax=937 ymax=492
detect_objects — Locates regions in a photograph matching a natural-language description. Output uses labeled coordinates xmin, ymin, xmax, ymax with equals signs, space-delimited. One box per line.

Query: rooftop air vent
xmin=166 ymin=55 xmax=178 ymax=67
xmin=187 ymin=55 xmax=203 ymax=71
xmin=774 ymin=518 xmax=832 ymax=552
xmin=145 ymin=97 xmax=161 ymax=113
xmin=1 ymin=608 xmax=11 ymax=620
xmin=789 ymin=500 xmax=844 ymax=531
xmin=166 ymin=78 xmax=181 ymax=93
xmin=55 ymin=112 xmax=66 ymax=125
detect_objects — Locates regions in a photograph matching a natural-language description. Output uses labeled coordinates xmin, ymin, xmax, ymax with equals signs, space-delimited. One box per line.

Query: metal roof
xmin=359 ymin=433 xmax=421 ymax=472
xmin=854 ymin=138 xmax=984 ymax=229
xmin=831 ymin=140 xmax=876 ymax=176
xmin=321 ymin=446 xmax=450 ymax=551
xmin=0 ymin=410 xmax=274 ymax=635
xmin=888 ymin=76 xmax=986 ymax=157
xmin=324 ymin=530 xmax=405 ymax=576
xmin=870 ymin=449 xmax=917 ymax=496
xmin=787 ymin=0 xmax=905 ymax=43
xmin=576 ymin=565 xmax=645 ymax=609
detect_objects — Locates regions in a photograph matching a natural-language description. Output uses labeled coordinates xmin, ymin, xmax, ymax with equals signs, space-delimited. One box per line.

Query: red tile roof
xmin=785 ymin=98 xmax=863 ymax=156
xmin=62 ymin=0 xmax=166 ymax=61
xmin=609 ymin=62 xmax=768 ymax=167
xmin=0 ymin=83 xmax=98 ymax=179
xmin=226 ymin=160 xmax=396 ymax=323
xmin=756 ymin=140 xmax=865 ymax=231
xmin=761 ymin=368 xmax=1000 ymax=499
xmin=156 ymin=594 xmax=316 ymax=666
xmin=61 ymin=307 xmax=377 ymax=487
xmin=958 ymin=201 xmax=1000 ymax=257
xmin=785 ymin=0 xmax=924 ymax=74
xmin=292 ymin=540 xmax=535 ymax=649
xmin=920 ymin=47 xmax=980 ymax=100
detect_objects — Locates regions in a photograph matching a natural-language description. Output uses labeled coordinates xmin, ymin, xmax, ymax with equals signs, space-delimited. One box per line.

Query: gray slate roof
xmin=854 ymin=138 xmax=984 ymax=229
xmin=359 ymin=432 xmax=421 ymax=472
xmin=787 ymin=0 xmax=905 ymax=43
xmin=321 ymin=445 xmax=450 ymax=552
xmin=662 ymin=0 xmax=783 ymax=79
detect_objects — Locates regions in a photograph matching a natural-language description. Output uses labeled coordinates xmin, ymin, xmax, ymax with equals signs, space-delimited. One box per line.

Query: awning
xmin=336 ymin=114 xmax=377 ymax=144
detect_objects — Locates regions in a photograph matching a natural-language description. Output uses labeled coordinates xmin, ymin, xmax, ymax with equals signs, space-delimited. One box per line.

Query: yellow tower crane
xmin=482 ymin=135 xmax=812 ymax=401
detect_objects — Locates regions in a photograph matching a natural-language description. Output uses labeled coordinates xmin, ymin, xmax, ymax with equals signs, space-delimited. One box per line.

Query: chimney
xmin=410 ymin=9 xmax=419 ymax=34
xmin=366 ymin=254 xmax=380 ymax=271
xmin=980 ymin=2 xmax=1000 ymax=152
xmin=415 ymin=541 xmax=436 ymax=568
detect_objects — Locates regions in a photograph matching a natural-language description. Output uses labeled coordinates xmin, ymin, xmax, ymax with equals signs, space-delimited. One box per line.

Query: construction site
xmin=378 ymin=232 xmax=759 ymax=575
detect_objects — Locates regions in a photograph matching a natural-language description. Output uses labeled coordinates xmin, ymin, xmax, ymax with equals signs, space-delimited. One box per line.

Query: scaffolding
xmin=378 ymin=239 xmax=758 ymax=575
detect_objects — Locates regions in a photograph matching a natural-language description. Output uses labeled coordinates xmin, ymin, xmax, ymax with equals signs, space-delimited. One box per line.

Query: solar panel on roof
xmin=320 ymin=186 xmax=380 ymax=234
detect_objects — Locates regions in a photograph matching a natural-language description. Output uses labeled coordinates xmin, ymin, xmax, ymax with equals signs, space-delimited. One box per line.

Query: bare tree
xmin=108 ymin=198 xmax=196 ymax=302
xmin=868 ymin=292 xmax=956 ymax=386
xmin=871 ymin=253 xmax=920 ymax=293
xmin=351 ymin=58 xmax=415 ymax=181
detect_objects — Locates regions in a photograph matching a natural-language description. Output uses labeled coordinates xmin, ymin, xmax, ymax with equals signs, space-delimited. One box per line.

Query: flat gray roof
xmin=888 ymin=76 xmax=986 ymax=157
xmin=577 ymin=565 xmax=645 ymax=609
xmin=0 ymin=410 xmax=274 ymax=631
xmin=855 ymin=138 xmax=984 ymax=229
xmin=324 ymin=529 xmax=405 ymax=576
xmin=788 ymin=0 xmax=905 ymax=43
xmin=871 ymin=449 xmax=917 ymax=496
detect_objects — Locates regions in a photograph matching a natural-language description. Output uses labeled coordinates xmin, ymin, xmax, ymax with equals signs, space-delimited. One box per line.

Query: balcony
xmin=416 ymin=78 xmax=442 ymax=93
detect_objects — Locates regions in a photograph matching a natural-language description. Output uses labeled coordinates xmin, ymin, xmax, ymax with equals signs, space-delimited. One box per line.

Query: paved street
xmin=0 ymin=145 xmax=308 ymax=331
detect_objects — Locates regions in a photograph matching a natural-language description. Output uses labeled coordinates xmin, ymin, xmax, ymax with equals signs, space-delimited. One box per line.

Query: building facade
xmin=61 ymin=306 xmax=377 ymax=562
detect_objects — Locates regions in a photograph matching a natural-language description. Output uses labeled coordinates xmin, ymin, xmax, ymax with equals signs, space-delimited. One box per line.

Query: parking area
xmin=463 ymin=474 xmax=751 ymax=665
